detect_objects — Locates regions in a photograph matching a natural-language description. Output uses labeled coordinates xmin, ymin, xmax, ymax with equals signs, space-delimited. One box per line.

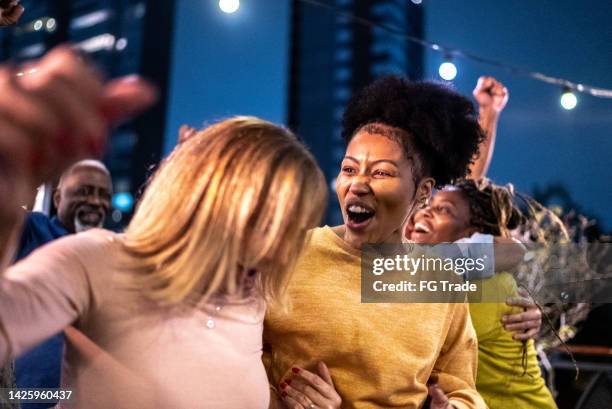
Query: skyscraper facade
xmin=288 ymin=0 xmax=424 ymax=223
xmin=0 ymin=0 xmax=175 ymax=228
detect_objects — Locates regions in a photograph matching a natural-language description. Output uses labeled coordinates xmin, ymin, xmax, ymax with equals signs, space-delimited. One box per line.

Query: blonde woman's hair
xmin=121 ymin=116 xmax=327 ymax=306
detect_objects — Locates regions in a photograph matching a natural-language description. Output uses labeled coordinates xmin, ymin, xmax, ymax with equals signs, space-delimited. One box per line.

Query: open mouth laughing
xmin=410 ymin=220 xmax=432 ymax=241
xmin=345 ymin=200 xmax=375 ymax=231
xmin=74 ymin=205 xmax=105 ymax=232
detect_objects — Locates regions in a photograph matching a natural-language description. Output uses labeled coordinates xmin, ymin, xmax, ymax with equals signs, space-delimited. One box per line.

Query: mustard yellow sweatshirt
xmin=264 ymin=226 xmax=486 ymax=409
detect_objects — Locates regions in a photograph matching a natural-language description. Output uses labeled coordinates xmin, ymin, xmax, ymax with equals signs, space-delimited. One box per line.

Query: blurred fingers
xmin=502 ymin=310 xmax=531 ymax=323
xmin=428 ymin=383 xmax=449 ymax=405
xmin=35 ymin=46 xmax=104 ymax=103
xmin=0 ymin=3 xmax=24 ymax=25
xmin=503 ymin=319 xmax=540 ymax=332
xmin=99 ymin=75 xmax=158 ymax=124
xmin=317 ymin=361 xmax=334 ymax=387
xmin=280 ymin=393 xmax=303 ymax=409
xmin=0 ymin=68 xmax=62 ymax=140
xmin=19 ymin=71 xmax=106 ymax=149
xmin=517 ymin=287 xmax=530 ymax=297
xmin=514 ymin=327 xmax=539 ymax=341
xmin=293 ymin=366 xmax=336 ymax=399
xmin=506 ymin=295 xmax=536 ymax=309
xmin=281 ymin=383 xmax=312 ymax=408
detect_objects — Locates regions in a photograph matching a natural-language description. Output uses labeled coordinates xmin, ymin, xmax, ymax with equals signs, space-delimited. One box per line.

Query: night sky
xmin=165 ymin=0 xmax=290 ymax=152
xmin=423 ymin=0 xmax=612 ymax=231
xmin=166 ymin=0 xmax=612 ymax=230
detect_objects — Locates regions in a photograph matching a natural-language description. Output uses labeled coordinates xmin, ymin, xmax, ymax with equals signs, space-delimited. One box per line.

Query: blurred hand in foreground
xmin=0 ymin=45 xmax=156 ymax=265
xmin=0 ymin=1 xmax=24 ymax=26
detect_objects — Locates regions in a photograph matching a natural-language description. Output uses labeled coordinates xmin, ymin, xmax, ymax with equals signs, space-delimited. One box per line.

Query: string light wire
xmin=299 ymin=0 xmax=612 ymax=99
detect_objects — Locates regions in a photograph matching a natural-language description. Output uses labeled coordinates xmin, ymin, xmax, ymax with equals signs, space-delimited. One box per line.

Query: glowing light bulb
xmin=438 ymin=61 xmax=457 ymax=81
xmin=112 ymin=192 xmax=134 ymax=212
xmin=33 ymin=20 xmax=43 ymax=31
xmin=116 ymin=38 xmax=128 ymax=51
xmin=219 ymin=0 xmax=240 ymax=14
xmin=46 ymin=18 xmax=56 ymax=32
xmin=560 ymin=90 xmax=577 ymax=110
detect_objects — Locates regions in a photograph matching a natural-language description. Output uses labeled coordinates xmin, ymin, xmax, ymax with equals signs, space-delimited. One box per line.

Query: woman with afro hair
xmin=264 ymin=76 xmax=489 ymax=409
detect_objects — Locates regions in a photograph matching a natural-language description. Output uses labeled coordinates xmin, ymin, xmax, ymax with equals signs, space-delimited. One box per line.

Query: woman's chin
xmin=345 ymin=216 xmax=374 ymax=232
xmin=342 ymin=219 xmax=375 ymax=249
xmin=410 ymin=231 xmax=430 ymax=244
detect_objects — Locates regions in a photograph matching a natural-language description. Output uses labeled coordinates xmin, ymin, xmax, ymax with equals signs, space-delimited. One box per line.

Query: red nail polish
xmin=285 ymin=379 xmax=292 ymax=385
xmin=291 ymin=367 xmax=300 ymax=374
xmin=280 ymin=382 xmax=287 ymax=390
xmin=281 ymin=391 xmax=287 ymax=398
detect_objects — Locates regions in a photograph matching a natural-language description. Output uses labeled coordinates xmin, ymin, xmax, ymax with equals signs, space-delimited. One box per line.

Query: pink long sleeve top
xmin=0 ymin=229 xmax=269 ymax=408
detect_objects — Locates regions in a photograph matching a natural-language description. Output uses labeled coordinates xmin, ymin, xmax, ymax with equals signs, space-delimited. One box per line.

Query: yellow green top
xmin=469 ymin=273 xmax=557 ymax=409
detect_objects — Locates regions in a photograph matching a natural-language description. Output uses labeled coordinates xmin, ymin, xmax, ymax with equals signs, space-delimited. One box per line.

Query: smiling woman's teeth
xmin=348 ymin=205 xmax=371 ymax=214
xmin=414 ymin=222 xmax=430 ymax=233
xmin=346 ymin=204 xmax=374 ymax=225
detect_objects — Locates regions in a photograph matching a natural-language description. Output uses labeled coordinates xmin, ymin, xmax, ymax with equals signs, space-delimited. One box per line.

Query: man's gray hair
xmin=58 ymin=159 xmax=110 ymax=188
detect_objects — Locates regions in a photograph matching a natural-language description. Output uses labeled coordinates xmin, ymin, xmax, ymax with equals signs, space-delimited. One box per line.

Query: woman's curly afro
xmin=341 ymin=76 xmax=485 ymax=186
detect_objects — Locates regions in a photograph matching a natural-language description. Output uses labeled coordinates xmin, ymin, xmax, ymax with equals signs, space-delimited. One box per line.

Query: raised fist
xmin=473 ymin=76 xmax=508 ymax=114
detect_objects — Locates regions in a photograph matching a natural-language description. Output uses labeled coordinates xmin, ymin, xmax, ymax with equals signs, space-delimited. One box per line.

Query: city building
xmin=0 ymin=0 xmax=175 ymax=228
xmin=288 ymin=0 xmax=424 ymax=223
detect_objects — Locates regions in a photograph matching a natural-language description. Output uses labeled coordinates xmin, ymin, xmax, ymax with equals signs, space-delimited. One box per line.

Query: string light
xmin=219 ymin=0 xmax=240 ymax=14
xmin=115 ymin=38 xmax=128 ymax=51
xmin=438 ymin=59 xmax=457 ymax=81
xmin=45 ymin=18 xmax=56 ymax=32
xmin=299 ymin=0 xmax=612 ymax=99
xmin=560 ymin=87 xmax=578 ymax=110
